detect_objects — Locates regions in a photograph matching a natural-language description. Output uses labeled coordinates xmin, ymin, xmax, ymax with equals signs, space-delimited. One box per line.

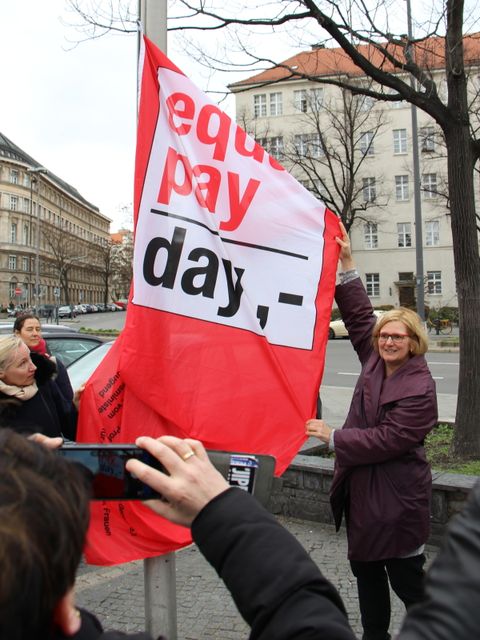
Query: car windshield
xmin=67 ymin=341 xmax=114 ymax=390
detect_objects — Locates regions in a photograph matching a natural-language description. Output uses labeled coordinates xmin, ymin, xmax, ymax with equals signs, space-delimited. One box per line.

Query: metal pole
xmin=406 ymin=0 xmax=425 ymax=320
xmin=144 ymin=555 xmax=177 ymax=639
xmin=137 ymin=3 xmax=173 ymax=638
xmin=28 ymin=167 xmax=47 ymax=313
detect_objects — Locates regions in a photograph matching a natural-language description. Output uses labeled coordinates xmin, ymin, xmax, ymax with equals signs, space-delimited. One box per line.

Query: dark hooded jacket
xmin=330 ymin=278 xmax=438 ymax=561
xmin=0 ymin=352 xmax=76 ymax=440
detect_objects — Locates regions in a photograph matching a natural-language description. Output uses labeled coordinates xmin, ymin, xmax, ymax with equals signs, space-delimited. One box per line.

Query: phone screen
xmin=58 ymin=445 xmax=164 ymax=500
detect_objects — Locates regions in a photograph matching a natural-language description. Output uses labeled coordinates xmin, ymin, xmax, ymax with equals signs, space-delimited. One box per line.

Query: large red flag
xmin=77 ymin=35 xmax=340 ymax=565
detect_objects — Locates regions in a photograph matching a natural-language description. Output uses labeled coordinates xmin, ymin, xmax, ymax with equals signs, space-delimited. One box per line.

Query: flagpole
xmin=137 ymin=6 xmax=174 ymax=640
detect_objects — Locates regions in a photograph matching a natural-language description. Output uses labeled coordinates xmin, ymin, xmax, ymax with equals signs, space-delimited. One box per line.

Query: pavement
xmin=76 ymin=516 xmax=437 ymax=639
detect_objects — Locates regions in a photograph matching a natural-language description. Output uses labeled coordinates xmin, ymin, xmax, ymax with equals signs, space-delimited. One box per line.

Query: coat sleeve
xmin=398 ymin=479 xmax=480 ymax=640
xmin=192 ymin=488 xmax=355 ymax=640
xmin=334 ymin=391 xmax=437 ymax=466
xmin=335 ymin=278 xmax=376 ymax=365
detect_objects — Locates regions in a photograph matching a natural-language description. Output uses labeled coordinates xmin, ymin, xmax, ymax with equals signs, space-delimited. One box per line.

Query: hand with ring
xmin=126 ymin=435 xmax=230 ymax=527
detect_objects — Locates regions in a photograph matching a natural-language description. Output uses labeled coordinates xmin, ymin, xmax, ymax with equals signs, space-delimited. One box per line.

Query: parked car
xmin=67 ymin=340 xmax=114 ymax=389
xmin=329 ymin=310 xmax=385 ymax=339
xmin=0 ymin=324 xmax=103 ymax=366
xmin=58 ymin=305 xmax=76 ymax=319
xmin=74 ymin=304 xmax=87 ymax=314
xmin=0 ymin=323 xmax=78 ymax=335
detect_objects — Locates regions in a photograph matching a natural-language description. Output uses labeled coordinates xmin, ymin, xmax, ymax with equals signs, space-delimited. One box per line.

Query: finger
xmin=154 ymin=435 xmax=201 ymax=462
xmin=28 ymin=433 xmax=64 ymax=450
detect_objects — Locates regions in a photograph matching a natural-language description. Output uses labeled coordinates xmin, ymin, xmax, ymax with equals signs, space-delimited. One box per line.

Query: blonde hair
xmin=0 ymin=335 xmax=24 ymax=373
xmin=372 ymin=308 xmax=428 ymax=355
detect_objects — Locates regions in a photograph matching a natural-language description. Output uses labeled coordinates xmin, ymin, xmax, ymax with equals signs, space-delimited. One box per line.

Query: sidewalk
xmin=76 ymin=516 xmax=437 ymax=639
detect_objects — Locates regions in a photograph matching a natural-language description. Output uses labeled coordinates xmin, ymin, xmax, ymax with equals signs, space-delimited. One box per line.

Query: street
xmin=72 ymin=311 xmax=458 ymax=427
xmin=323 ymin=338 xmax=459 ymax=395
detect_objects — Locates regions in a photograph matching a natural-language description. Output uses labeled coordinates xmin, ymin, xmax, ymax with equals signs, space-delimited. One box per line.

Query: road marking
xmin=432 ymin=376 xmax=444 ymax=380
xmin=428 ymin=362 xmax=459 ymax=366
xmin=337 ymin=372 xmax=359 ymax=376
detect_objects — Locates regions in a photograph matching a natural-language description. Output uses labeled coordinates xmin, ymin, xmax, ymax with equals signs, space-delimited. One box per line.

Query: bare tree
xmin=111 ymin=232 xmax=134 ymax=300
xmin=279 ymin=87 xmax=388 ymax=230
xmin=93 ymin=240 xmax=116 ymax=306
xmin=42 ymin=226 xmax=90 ymax=307
xmin=66 ymin=0 xmax=480 ymax=458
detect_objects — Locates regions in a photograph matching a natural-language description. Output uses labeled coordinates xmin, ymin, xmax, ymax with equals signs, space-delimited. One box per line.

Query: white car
xmin=329 ymin=310 xmax=385 ymax=340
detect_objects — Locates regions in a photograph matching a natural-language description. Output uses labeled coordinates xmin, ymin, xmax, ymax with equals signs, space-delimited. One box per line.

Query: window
xmin=357 ymin=93 xmax=375 ymax=111
xmin=294 ymin=90 xmax=308 ymax=112
xmin=362 ymin=177 xmax=376 ymax=202
xmin=425 ymin=220 xmax=440 ymax=246
xmin=294 ymin=134 xmax=309 ymax=156
xmin=310 ymin=88 xmax=324 ymax=109
xmin=23 ymin=197 xmax=30 ymax=213
xmin=253 ymin=94 xmax=267 ymax=118
xmin=23 ymin=223 xmax=29 ymax=245
xmin=395 ymin=175 xmax=409 ymax=201
xmin=397 ymin=222 xmax=412 ymax=247
xmin=427 ymin=271 xmax=442 ymax=294
xmin=393 ymin=129 xmax=407 ymax=154
xmin=9 ymin=195 xmax=18 ymax=211
xmin=294 ymin=133 xmax=323 ymax=158
xmin=364 ymin=222 xmax=378 ymax=249
xmin=10 ymin=222 xmax=17 ymax=243
xmin=366 ymin=273 xmax=380 ymax=296
xmin=359 ymin=131 xmax=375 ymax=155
xmin=422 ymin=173 xmax=438 ymax=199
xmin=10 ymin=169 xmax=19 ymax=184
xmin=312 ymin=179 xmax=327 ymax=198
xmin=269 ymin=92 xmax=283 ymax=116
xmin=8 ymin=255 xmax=17 ymax=270
xmin=258 ymin=136 xmax=283 ymax=159
xmin=22 ymin=257 xmax=29 ymax=271
xmin=268 ymin=136 xmax=284 ymax=160
xmin=420 ymin=126 xmax=435 ymax=152
xmin=9 ymin=282 xmax=17 ymax=299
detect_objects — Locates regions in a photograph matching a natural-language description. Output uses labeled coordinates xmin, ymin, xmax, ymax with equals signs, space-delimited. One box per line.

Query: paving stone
xmin=75 ymin=516 xmax=437 ymax=639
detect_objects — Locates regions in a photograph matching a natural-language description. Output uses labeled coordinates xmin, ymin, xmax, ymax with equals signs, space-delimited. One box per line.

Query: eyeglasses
xmin=378 ymin=332 xmax=410 ymax=344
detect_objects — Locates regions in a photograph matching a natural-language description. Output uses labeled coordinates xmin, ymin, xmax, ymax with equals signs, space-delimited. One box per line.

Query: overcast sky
xmin=0 ymin=1 xmax=295 ymax=231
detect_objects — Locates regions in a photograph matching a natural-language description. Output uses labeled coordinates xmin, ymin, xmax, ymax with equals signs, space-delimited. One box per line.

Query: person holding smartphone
xmin=306 ymin=222 xmax=438 ymax=640
xmin=0 ymin=429 xmax=354 ymax=640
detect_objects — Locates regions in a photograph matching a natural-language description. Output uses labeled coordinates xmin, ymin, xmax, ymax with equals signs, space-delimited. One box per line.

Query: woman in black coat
xmin=0 ymin=335 xmax=76 ymax=439
xmin=13 ymin=312 xmax=74 ymax=406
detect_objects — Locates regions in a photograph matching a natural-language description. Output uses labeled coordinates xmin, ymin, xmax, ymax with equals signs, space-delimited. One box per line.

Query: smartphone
xmin=59 ymin=444 xmax=276 ymax=504
xmin=58 ymin=444 xmax=164 ymax=500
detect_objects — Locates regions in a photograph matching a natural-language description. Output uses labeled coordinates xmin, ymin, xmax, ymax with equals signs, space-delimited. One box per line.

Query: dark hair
xmin=13 ymin=313 xmax=40 ymax=334
xmin=0 ymin=430 xmax=90 ymax=639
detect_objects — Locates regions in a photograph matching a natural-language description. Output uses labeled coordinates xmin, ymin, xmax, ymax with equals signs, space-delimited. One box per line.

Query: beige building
xmin=229 ymin=36 xmax=480 ymax=312
xmin=0 ymin=133 xmax=111 ymax=309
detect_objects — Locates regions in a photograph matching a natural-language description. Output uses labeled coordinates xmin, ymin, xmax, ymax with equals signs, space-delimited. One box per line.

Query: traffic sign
xmin=14 ymin=287 xmax=22 ymax=296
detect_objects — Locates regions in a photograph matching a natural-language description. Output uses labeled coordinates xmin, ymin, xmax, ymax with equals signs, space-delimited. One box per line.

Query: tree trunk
xmin=445 ymin=127 xmax=480 ymax=457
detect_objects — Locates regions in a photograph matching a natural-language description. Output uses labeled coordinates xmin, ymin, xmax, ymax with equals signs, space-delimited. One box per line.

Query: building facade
xmin=0 ymin=133 xmax=111 ymax=309
xmin=229 ymin=37 xmax=480 ymax=312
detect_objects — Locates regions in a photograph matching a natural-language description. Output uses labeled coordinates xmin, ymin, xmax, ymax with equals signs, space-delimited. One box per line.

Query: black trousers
xmin=350 ymin=554 xmax=426 ymax=640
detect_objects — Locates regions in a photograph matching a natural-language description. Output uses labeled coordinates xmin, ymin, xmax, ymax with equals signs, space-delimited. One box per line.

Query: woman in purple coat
xmin=306 ymin=222 xmax=438 ymax=640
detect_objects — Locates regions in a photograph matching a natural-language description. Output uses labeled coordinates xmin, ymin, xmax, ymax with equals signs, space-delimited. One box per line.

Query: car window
xmin=67 ymin=342 xmax=113 ymax=390
xmin=45 ymin=337 xmax=103 ymax=366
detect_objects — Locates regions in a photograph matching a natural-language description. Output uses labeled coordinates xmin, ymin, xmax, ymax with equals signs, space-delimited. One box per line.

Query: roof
xmin=229 ymin=33 xmax=480 ymax=89
xmin=0 ymin=131 xmax=108 ymax=218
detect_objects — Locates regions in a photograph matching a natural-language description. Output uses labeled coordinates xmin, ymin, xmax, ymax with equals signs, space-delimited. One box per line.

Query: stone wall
xmin=267 ymin=453 xmax=478 ymax=547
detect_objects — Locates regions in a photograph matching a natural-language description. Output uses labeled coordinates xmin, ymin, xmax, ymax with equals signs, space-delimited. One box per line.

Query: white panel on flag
xmin=133 ymin=67 xmax=327 ymax=350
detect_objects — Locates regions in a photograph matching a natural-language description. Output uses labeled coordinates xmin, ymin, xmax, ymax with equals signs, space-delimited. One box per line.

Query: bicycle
xmin=427 ymin=318 xmax=453 ymax=335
